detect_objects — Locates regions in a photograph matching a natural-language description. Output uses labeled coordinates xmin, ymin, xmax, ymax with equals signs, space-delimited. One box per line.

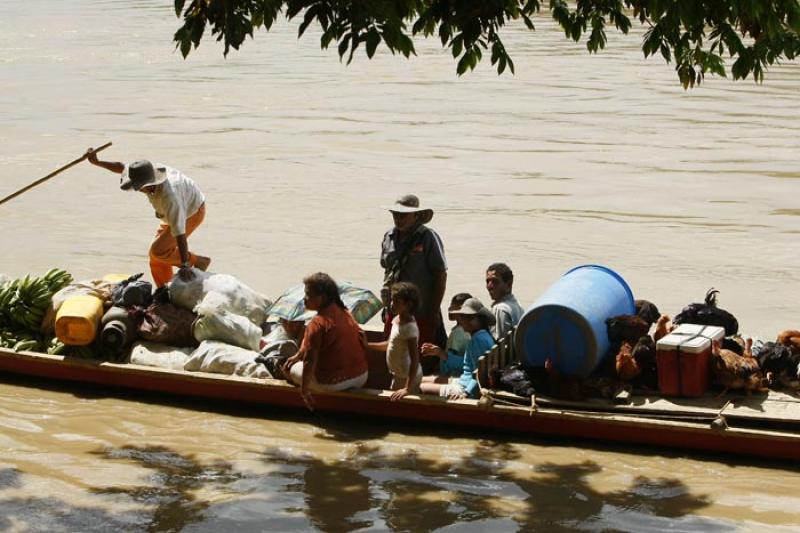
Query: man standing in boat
xmin=86 ymin=149 xmax=210 ymax=286
xmin=380 ymin=194 xmax=448 ymax=371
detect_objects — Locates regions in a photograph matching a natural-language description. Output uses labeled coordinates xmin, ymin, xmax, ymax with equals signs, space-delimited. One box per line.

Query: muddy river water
xmin=1 ymin=1 xmax=799 ymax=531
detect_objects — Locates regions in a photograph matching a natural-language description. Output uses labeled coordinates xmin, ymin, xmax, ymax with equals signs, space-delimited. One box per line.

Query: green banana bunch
xmin=46 ymin=336 xmax=67 ymax=356
xmin=0 ymin=326 xmax=44 ymax=352
xmin=12 ymin=339 xmax=39 ymax=352
xmin=0 ymin=268 xmax=73 ymax=353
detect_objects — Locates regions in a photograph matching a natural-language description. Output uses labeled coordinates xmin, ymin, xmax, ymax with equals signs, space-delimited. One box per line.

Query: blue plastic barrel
xmin=514 ymin=265 xmax=635 ymax=378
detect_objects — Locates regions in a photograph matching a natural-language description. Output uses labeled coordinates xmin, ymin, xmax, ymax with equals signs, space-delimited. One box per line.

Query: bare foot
xmin=194 ymin=256 xmax=211 ymax=271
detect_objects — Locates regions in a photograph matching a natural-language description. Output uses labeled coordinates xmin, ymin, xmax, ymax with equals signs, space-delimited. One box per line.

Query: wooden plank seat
xmin=477 ymin=326 xmax=518 ymax=392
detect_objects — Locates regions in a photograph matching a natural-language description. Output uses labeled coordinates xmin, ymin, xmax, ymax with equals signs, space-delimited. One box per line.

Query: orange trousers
xmin=149 ymin=203 xmax=206 ymax=287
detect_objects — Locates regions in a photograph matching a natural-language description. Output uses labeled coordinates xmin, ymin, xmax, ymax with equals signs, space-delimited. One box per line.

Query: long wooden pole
xmin=0 ymin=142 xmax=113 ymax=207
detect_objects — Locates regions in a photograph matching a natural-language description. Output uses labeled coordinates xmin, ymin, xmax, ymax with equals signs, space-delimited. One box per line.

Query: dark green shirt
xmin=380 ymin=225 xmax=447 ymax=317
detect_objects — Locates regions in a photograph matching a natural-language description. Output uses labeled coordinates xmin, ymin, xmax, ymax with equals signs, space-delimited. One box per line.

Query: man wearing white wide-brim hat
xmin=87 ymin=150 xmax=210 ymax=287
xmin=380 ymin=194 xmax=448 ymax=368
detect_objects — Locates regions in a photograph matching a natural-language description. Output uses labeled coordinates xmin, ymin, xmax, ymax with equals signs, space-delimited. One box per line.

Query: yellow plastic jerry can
xmin=102 ymin=273 xmax=130 ymax=283
xmin=55 ymin=294 xmax=105 ymax=346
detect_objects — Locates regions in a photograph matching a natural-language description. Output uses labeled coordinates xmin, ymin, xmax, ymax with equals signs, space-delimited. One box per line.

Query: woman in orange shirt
xmin=283 ymin=272 xmax=369 ymax=410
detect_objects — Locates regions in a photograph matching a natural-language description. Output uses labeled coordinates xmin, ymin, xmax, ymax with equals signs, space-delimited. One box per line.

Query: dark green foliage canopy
xmin=173 ymin=1 xmax=800 ymax=88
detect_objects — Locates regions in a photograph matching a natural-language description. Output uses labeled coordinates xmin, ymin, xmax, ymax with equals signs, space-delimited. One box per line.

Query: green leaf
xmin=299 ymin=5 xmax=321 ymax=38
xmin=399 ymin=34 xmax=415 ymax=57
xmin=366 ymin=29 xmax=380 ymax=59
xmin=452 ymin=35 xmax=463 ymax=58
xmin=347 ymin=36 xmax=360 ymax=65
xmin=174 ymin=0 xmax=186 ymax=17
xmin=338 ymin=34 xmax=351 ymax=59
xmin=456 ymin=51 xmax=470 ymax=75
xmin=522 ymin=14 xmax=535 ymax=31
xmin=180 ymin=35 xmax=191 ymax=58
xmin=412 ymin=17 xmax=425 ymax=34
xmin=321 ymin=28 xmax=335 ymax=49
xmin=439 ymin=23 xmax=451 ymax=46
xmin=660 ymin=43 xmax=671 ymax=62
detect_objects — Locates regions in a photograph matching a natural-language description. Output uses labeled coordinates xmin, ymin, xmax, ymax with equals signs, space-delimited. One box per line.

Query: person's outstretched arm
xmin=86 ymin=148 xmax=124 ymax=174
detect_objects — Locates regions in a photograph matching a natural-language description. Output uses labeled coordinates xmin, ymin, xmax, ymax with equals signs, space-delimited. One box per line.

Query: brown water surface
xmin=1 ymin=1 xmax=800 ymax=531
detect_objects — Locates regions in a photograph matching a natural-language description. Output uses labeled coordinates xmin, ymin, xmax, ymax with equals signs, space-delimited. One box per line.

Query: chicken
xmin=609 ymin=336 xmax=657 ymax=387
xmin=491 ymin=362 xmax=535 ymax=398
xmin=606 ymin=315 xmax=651 ymax=344
xmin=653 ymin=314 xmax=672 ymax=343
xmin=754 ymin=339 xmax=800 ymax=390
xmin=631 ymin=336 xmax=658 ymax=390
xmin=711 ymin=338 xmax=768 ymax=395
xmin=614 ymin=341 xmax=640 ymax=381
xmin=635 ymin=299 xmax=661 ymax=327
xmin=673 ymin=288 xmax=739 ymax=336
xmin=777 ymin=330 xmax=800 ymax=354
xmin=722 ymin=335 xmax=745 ymax=356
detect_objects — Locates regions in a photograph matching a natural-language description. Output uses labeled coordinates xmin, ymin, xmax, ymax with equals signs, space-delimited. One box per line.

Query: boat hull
xmin=1 ymin=348 xmax=798 ymax=463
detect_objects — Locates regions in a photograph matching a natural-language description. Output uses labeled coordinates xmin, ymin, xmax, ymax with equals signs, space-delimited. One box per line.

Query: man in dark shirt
xmin=380 ymin=195 xmax=448 ymax=371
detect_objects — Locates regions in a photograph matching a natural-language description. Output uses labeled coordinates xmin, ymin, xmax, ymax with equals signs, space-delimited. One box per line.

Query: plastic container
xmin=55 ymin=294 xmax=104 ymax=346
xmin=656 ymin=324 xmax=725 ymax=397
xmin=514 ymin=265 xmax=635 ymax=377
xmin=103 ymin=273 xmax=130 ymax=283
xmin=100 ymin=306 xmax=136 ymax=352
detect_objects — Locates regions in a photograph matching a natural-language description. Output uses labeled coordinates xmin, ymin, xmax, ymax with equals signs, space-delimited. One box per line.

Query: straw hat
xmin=384 ymin=194 xmax=433 ymax=224
xmin=120 ymin=160 xmax=168 ymax=191
xmin=450 ymin=297 xmax=496 ymax=326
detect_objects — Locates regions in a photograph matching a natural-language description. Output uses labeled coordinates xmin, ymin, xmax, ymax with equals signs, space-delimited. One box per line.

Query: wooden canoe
xmin=1 ymin=345 xmax=799 ymax=463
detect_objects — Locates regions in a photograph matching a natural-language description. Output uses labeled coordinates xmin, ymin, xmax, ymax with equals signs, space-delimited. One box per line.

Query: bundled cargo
xmin=168 ymin=271 xmax=271 ymax=328
xmin=184 ymin=340 xmax=270 ymax=378
xmin=51 ymin=274 xmax=130 ymax=347
xmin=100 ymin=306 xmax=138 ymax=352
xmin=192 ymin=292 xmax=262 ymax=351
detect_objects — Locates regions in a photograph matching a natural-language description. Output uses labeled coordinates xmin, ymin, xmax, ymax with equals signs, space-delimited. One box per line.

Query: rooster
xmin=673 ymin=288 xmax=739 ymax=336
xmin=711 ymin=338 xmax=768 ymax=395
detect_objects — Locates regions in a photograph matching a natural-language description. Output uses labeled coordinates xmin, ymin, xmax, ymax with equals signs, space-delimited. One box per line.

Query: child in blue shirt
xmin=421 ymin=297 xmax=496 ymax=400
xmin=422 ymin=292 xmax=472 ymax=376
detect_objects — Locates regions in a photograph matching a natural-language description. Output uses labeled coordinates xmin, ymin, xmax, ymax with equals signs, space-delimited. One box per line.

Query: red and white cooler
xmin=655 ymin=324 xmax=726 ymax=397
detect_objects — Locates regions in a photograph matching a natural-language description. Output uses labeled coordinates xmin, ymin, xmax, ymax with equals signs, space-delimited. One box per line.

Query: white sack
xmin=193 ymin=292 xmax=262 ymax=351
xmin=184 ymin=340 xmax=270 ymax=379
xmin=129 ymin=341 xmax=193 ymax=370
xmin=167 ymin=270 xmax=210 ymax=311
xmin=259 ymin=325 xmax=299 ymax=359
xmin=169 ymin=271 xmax=270 ymax=326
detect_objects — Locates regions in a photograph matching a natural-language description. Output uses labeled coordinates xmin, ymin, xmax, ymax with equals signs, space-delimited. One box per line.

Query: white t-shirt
xmin=386 ymin=318 xmax=422 ymax=384
xmin=125 ymin=163 xmax=205 ymax=236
